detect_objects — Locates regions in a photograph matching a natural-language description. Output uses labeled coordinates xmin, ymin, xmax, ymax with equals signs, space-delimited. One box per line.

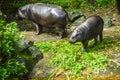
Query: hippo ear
xmin=18 ymin=8 xmax=26 ymax=19
xmin=18 ymin=9 xmax=23 ymax=16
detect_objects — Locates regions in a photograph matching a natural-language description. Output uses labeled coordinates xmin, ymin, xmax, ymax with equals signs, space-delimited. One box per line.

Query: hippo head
xmin=16 ymin=5 xmax=29 ymax=20
xmin=69 ymin=28 xmax=85 ymax=44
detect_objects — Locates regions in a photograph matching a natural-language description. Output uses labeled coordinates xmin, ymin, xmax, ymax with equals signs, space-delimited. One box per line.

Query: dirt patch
xmin=23 ymin=31 xmax=60 ymax=42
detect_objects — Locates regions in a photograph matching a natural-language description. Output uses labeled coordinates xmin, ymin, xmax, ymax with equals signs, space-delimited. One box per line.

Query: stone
xmin=104 ymin=16 xmax=112 ymax=28
xmin=28 ymin=46 xmax=43 ymax=61
xmin=15 ymin=40 xmax=43 ymax=71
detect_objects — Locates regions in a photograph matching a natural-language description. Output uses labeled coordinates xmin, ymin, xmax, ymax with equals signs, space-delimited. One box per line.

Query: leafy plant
xmin=0 ymin=19 xmax=28 ymax=80
xmin=95 ymin=0 xmax=115 ymax=8
xmin=1 ymin=0 xmax=29 ymax=15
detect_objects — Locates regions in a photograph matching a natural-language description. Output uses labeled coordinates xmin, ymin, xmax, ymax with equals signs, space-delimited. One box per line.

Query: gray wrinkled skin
xmin=17 ymin=3 xmax=68 ymax=38
xmin=69 ymin=15 xmax=104 ymax=51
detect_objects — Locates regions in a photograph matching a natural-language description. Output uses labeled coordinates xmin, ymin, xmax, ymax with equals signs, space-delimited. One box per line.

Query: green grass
xmin=34 ymin=39 xmax=109 ymax=77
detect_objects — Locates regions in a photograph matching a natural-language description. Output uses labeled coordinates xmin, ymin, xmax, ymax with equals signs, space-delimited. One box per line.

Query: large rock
xmin=15 ymin=40 xmax=43 ymax=71
xmin=99 ymin=53 xmax=120 ymax=75
xmin=104 ymin=16 xmax=112 ymax=28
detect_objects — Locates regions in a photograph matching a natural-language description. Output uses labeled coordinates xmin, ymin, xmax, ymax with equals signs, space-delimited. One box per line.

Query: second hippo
xmin=69 ymin=15 xmax=104 ymax=51
xmin=16 ymin=3 xmax=85 ymax=38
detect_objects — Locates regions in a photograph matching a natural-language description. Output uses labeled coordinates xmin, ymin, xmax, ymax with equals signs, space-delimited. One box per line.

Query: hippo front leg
xmin=33 ymin=23 xmax=42 ymax=35
xmin=61 ymin=27 xmax=67 ymax=38
xmin=82 ymin=41 xmax=88 ymax=51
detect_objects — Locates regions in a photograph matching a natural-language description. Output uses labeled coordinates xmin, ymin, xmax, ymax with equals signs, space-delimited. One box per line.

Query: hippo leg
xmin=33 ymin=23 xmax=42 ymax=35
xmin=94 ymin=36 xmax=98 ymax=45
xmin=56 ymin=26 xmax=67 ymax=38
xmin=99 ymin=33 xmax=103 ymax=42
xmin=61 ymin=27 xmax=67 ymax=38
xmin=58 ymin=29 xmax=63 ymax=38
xmin=82 ymin=41 xmax=88 ymax=51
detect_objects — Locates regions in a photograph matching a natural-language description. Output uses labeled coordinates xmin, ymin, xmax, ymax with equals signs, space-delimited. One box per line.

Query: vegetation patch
xmin=0 ymin=19 xmax=28 ymax=80
xmin=35 ymin=39 xmax=109 ymax=77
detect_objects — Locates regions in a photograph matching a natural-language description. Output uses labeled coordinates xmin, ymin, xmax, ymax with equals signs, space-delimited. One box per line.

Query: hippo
xmin=16 ymin=3 xmax=85 ymax=38
xmin=69 ymin=15 xmax=104 ymax=51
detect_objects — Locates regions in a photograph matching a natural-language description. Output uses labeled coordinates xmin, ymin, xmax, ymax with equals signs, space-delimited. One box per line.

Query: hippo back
xmin=83 ymin=15 xmax=104 ymax=40
xmin=26 ymin=3 xmax=68 ymax=27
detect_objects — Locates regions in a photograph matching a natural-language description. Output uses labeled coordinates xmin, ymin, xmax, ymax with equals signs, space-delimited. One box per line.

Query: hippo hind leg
xmin=99 ymin=32 xmax=103 ymax=42
xmin=61 ymin=26 xmax=67 ymax=38
xmin=56 ymin=26 xmax=67 ymax=38
xmin=33 ymin=23 xmax=42 ymax=35
xmin=94 ymin=35 xmax=98 ymax=45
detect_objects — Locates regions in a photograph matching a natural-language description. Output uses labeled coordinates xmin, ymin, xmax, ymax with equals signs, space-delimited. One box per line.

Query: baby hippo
xmin=69 ymin=15 xmax=104 ymax=51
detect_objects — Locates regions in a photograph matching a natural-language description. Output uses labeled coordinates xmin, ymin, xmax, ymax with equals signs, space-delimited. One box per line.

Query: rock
xmin=28 ymin=46 xmax=43 ymax=61
xmin=68 ymin=11 xmax=84 ymax=20
xmin=28 ymin=52 xmax=55 ymax=79
xmin=104 ymin=16 xmax=112 ymax=28
xmin=67 ymin=11 xmax=85 ymax=27
xmin=15 ymin=40 xmax=43 ymax=71
xmin=16 ymin=40 xmax=34 ymax=52
xmin=99 ymin=53 xmax=120 ymax=75
xmin=19 ymin=57 xmax=26 ymax=66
